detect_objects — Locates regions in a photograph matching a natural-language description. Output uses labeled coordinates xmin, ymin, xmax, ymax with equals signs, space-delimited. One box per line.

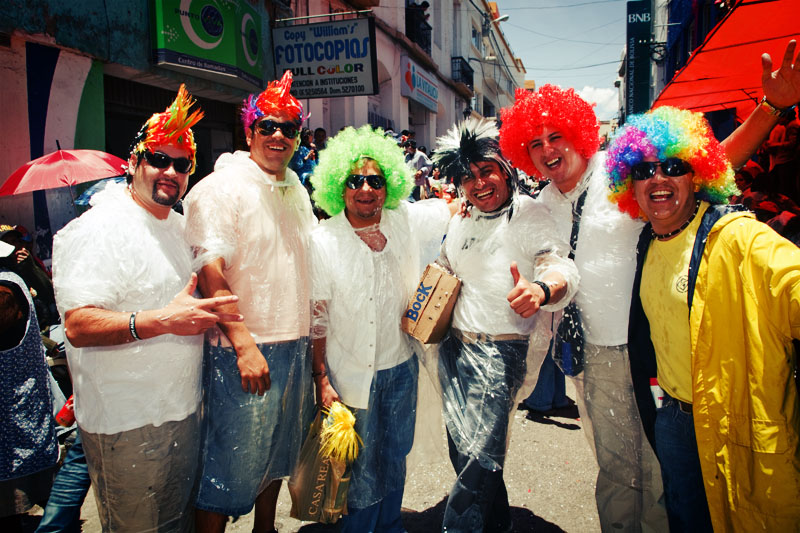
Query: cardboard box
xmin=401 ymin=263 xmax=461 ymax=344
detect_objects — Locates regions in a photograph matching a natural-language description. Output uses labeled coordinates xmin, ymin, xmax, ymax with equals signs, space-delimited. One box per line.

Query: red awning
xmin=652 ymin=0 xmax=800 ymax=122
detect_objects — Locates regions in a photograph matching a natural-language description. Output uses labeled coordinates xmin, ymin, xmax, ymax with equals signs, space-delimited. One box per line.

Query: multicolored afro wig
xmin=499 ymin=85 xmax=600 ymax=178
xmin=605 ymin=106 xmax=737 ymax=220
xmin=129 ymin=84 xmax=204 ymax=175
xmin=433 ymin=117 xmax=517 ymax=192
xmin=241 ymin=70 xmax=306 ymax=132
xmin=310 ymin=125 xmax=413 ymax=217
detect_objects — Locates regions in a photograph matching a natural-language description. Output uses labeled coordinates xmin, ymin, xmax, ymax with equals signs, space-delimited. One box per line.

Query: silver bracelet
xmin=129 ymin=312 xmax=141 ymax=341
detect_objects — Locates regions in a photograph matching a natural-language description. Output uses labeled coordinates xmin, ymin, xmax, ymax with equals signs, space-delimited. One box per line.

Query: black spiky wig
xmin=432 ymin=117 xmax=518 ymax=194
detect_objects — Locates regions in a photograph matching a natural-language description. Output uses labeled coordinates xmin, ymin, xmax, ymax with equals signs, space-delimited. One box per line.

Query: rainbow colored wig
xmin=606 ymin=106 xmax=737 ymax=219
xmin=130 ymin=84 xmax=203 ymax=174
xmin=499 ymin=85 xmax=600 ymax=178
xmin=310 ymin=125 xmax=412 ymax=216
xmin=241 ymin=70 xmax=306 ymax=131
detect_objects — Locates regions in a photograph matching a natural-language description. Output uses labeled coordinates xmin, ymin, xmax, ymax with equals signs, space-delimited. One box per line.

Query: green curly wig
xmin=311 ymin=125 xmax=413 ymax=216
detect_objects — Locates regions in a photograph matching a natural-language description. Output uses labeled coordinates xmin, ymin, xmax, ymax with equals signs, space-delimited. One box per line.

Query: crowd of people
xmin=2 ymin=39 xmax=800 ymax=533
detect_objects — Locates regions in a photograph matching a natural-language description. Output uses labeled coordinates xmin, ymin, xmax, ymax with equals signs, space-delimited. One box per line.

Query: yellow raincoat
xmin=687 ymin=211 xmax=800 ymax=531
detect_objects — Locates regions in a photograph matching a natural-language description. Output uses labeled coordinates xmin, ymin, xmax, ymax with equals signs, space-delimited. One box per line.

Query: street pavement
xmin=28 ymin=380 xmax=600 ymax=532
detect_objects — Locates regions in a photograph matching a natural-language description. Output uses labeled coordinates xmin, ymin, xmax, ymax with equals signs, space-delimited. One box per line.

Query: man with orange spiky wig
xmin=52 ymin=84 xmax=243 ymax=532
xmin=184 ymin=71 xmax=317 ymax=533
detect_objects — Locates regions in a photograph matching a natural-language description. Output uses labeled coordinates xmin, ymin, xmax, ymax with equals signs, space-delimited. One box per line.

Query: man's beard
xmin=152 ymin=182 xmax=179 ymax=206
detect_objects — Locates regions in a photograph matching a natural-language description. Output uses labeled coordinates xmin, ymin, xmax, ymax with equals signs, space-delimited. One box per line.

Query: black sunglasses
xmin=143 ymin=150 xmax=193 ymax=174
xmin=254 ymin=119 xmax=300 ymax=139
xmin=630 ymin=158 xmax=692 ymax=181
xmin=345 ymin=174 xmax=386 ymax=190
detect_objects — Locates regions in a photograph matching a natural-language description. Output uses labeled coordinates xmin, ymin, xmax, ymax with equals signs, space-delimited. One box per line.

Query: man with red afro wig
xmin=499 ymin=38 xmax=800 ymax=532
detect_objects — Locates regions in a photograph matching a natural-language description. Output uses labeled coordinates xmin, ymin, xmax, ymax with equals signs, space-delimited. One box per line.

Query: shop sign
xmin=400 ymin=55 xmax=438 ymax=113
xmin=152 ymin=0 xmax=263 ymax=90
xmin=273 ymin=17 xmax=378 ymax=99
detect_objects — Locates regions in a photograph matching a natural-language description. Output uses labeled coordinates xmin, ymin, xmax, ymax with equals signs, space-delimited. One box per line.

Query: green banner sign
xmin=152 ymin=0 xmax=263 ymax=90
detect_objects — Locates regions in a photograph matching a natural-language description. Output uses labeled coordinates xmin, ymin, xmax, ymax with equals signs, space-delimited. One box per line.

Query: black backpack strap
xmin=687 ymin=204 xmax=748 ymax=312
xmin=568 ymin=189 xmax=589 ymax=260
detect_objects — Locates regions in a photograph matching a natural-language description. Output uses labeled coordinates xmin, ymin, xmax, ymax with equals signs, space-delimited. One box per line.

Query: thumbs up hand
xmin=506 ymin=261 xmax=547 ymax=318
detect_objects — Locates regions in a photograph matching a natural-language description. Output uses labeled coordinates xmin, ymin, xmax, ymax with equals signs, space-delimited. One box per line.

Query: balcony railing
xmin=451 ymin=57 xmax=474 ymax=91
xmin=368 ymin=110 xmax=395 ymax=133
xmin=405 ymin=6 xmax=432 ymax=56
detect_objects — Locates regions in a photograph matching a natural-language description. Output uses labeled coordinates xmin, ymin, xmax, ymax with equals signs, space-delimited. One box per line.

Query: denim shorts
xmin=195 ymin=338 xmax=313 ymax=517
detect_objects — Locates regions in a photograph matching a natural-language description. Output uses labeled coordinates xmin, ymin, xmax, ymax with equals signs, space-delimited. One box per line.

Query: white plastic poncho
xmin=536 ymin=151 xmax=644 ymax=345
xmin=52 ymin=182 xmax=203 ymax=435
xmin=434 ymin=194 xmax=579 ymax=470
xmin=183 ymin=150 xmax=315 ymax=345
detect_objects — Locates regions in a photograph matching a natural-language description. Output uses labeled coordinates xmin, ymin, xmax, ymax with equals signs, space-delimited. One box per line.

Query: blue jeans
xmin=36 ymin=431 xmax=90 ymax=533
xmin=196 ymin=338 xmax=313 ymax=516
xmin=341 ymin=487 xmax=406 ymax=533
xmin=654 ymin=393 xmax=713 ymax=533
xmin=346 ymin=357 xmax=418 ymax=510
xmin=523 ymin=348 xmax=567 ymax=411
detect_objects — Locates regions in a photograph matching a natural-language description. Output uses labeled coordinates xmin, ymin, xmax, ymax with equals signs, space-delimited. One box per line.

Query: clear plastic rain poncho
xmin=430 ymin=194 xmax=579 ymax=472
xmin=51 ymin=182 xmax=203 ymax=530
xmin=310 ymin=199 xmax=451 ymax=509
xmin=182 ymin=151 xmax=318 ymax=511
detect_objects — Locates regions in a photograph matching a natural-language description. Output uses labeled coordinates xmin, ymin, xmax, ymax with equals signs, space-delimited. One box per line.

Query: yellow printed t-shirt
xmin=640 ymin=202 xmax=710 ymax=404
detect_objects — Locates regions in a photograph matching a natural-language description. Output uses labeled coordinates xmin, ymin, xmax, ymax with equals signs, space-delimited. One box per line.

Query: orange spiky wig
xmin=241 ymin=70 xmax=306 ymax=131
xmin=130 ymin=84 xmax=204 ymax=174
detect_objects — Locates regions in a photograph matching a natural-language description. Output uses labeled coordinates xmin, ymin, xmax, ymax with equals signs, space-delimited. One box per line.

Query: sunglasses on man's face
xmin=143 ymin=150 xmax=193 ymax=174
xmin=345 ymin=174 xmax=386 ymax=190
xmin=254 ymin=120 xmax=300 ymax=139
xmin=630 ymin=158 xmax=693 ymax=181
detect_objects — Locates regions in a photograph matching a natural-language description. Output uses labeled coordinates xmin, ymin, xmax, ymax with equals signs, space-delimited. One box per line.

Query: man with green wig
xmin=308 ymin=125 xmax=454 ymax=532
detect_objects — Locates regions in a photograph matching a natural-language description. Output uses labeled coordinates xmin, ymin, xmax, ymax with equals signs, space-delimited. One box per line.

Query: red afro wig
xmin=499 ymin=85 xmax=600 ymax=178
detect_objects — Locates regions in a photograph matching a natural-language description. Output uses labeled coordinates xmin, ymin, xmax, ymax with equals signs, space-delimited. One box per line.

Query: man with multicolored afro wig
xmin=498 ymin=38 xmax=800 ymax=532
xmin=308 ymin=125 xmax=453 ymax=531
xmin=606 ymin=106 xmax=800 ymax=532
xmin=432 ymin=117 xmax=579 ymax=532
xmin=52 ymin=85 xmax=244 ymax=532
xmin=183 ymin=70 xmax=317 ymax=533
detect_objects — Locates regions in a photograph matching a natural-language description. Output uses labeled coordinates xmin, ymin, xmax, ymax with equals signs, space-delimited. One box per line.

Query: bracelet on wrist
xmin=760 ymin=95 xmax=796 ymax=118
xmin=532 ymin=280 xmax=551 ymax=306
xmin=129 ymin=312 xmax=141 ymax=341
xmin=312 ymin=370 xmax=327 ymax=379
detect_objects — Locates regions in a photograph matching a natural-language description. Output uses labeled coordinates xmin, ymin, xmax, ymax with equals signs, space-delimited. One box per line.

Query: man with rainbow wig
xmin=606 ymin=106 xmax=800 ymax=532
xmin=53 ymin=85 xmax=243 ymax=531
xmin=499 ymin=40 xmax=800 ymax=532
xmin=184 ymin=71 xmax=316 ymax=533
xmin=308 ymin=125 xmax=452 ymax=531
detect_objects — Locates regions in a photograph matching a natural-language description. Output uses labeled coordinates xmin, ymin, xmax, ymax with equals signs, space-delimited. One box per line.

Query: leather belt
xmin=665 ymin=395 xmax=693 ymax=414
xmin=451 ymin=328 xmax=528 ymax=344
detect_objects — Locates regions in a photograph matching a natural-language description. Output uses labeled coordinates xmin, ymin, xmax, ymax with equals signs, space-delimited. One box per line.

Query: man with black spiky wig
xmin=432 ymin=117 xmax=579 ymax=533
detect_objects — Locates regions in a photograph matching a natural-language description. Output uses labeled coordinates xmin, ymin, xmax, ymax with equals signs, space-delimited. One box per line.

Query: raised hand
xmin=762 ymin=40 xmax=800 ymax=109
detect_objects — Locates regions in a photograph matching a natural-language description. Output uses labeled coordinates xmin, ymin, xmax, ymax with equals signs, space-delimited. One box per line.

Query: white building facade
xmin=277 ymin=0 xmax=524 ymax=149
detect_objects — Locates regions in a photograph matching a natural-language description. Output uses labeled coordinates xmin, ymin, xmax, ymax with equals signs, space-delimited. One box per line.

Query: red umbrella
xmin=0 ymin=149 xmax=128 ymax=196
